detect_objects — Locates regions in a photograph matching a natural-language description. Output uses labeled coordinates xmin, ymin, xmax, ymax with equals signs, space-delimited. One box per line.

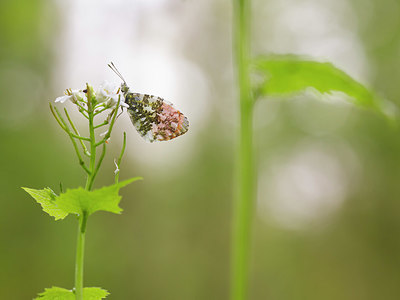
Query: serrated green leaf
xmin=55 ymin=177 xmax=142 ymax=216
xmin=253 ymin=54 xmax=387 ymax=114
xmin=82 ymin=287 xmax=110 ymax=299
xmin=22 ymin=187 xmax=68 ymax=220
xmin=35 ymin=286 xmax=109 ymax=300
xmin=35 ymin=286 xmax=74 ymax=300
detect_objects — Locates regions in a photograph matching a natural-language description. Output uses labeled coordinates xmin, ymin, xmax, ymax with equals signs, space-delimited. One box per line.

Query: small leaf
xmin=253 ymin=54 xmax=389 ymax=115
xmin=35 ymin=286 xmax=74 ymax=300
xmin=83 ymin=287 xmax=110 ymax=299
xmin=22 ymin=187 xmax=68 ymax=220
xmin=55 ymin=177 xmax=142 ymax=216
xmin=35 ymin=286 xmax=109 ymax=300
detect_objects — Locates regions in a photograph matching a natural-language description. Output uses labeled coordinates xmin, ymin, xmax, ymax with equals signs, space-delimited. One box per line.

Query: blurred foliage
xmin=253 ymin=54 xmax=385 ymax=112
xmin=1 ymin=0 xmax=400 ymax=299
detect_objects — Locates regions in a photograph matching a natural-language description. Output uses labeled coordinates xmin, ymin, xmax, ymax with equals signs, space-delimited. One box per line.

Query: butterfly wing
xmin=125 ymin=93 xmax=189 ymax=142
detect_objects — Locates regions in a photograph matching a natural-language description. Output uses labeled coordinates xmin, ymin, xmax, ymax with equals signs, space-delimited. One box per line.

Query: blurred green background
xmin=1 ymin=0 xmax=400 ymax=299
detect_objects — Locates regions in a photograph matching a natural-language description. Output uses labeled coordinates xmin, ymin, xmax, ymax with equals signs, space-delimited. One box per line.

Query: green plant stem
xmin=95 ymin=97 xmax=121 ymax=147
xmin=86 ymin=87 xmax=97 ymax=191
xmin=92 ymin=142 xmax=106 ymax=185
xmin=74 ymin=212 xmax=87 ymax=300
xmin=50 ymin=105 xmax=90 ymax=141
xmin=67 ymin=86 xmax=123 ymax=300
xmin=65 ymin=108 xmax=90 ymax=157
xmin=94 ymin=106 xmax=109 ymax=116
xmin=115 ymin=132 xmax=127 ymax=184
xmin=232 ymin=0 xmax=254 ymax=300
xmin=50 ymin=105 xmax=91 ymax=175
xmin=75 ymin=85 xmax=97 ymax=300
xmin=94 ymin=121 xmax=109 ymax=129
xmin=52 ymin=85 xmax=123 ymax=299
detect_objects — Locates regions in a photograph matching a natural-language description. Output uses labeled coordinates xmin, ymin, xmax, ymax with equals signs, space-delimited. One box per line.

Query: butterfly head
xmin=120 ymin=82 xmax=130 ymax=95
xmin=108 ymin=62 xmax=130 ymax=95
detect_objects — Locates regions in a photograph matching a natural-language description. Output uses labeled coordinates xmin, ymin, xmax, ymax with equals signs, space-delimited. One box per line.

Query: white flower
xmin=55 ymin=89 xmax=86 ymax=104
xmin=54 ymin=95 xmax=70 ymax=103
xmin=54 ymin=83 xmax=128 ymax=110
xmin=96 ymin=81 xmax=127 ymax=109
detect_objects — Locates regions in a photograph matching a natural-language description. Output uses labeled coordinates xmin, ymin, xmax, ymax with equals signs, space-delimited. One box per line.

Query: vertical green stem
xmin=75 ymin=85 xmax=96 ymax=300
xmin=232 ymin=0 xmax=254 ymax=300
xmin=74 ymin=212 xmax=88 ymax=300
xmin=86 ymin=91 xmax=97 ymax=191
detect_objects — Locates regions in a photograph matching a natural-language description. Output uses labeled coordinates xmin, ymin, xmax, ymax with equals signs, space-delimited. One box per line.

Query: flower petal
xmin=71 ymin=91 xmax=87 ymax=103
xmin=55 ymin=95 xmax=72 ymax=103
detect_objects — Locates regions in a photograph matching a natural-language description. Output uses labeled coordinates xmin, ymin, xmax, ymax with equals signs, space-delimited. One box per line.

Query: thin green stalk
xmin=50 ymin=107 xmax=90 ymax=142
xmin=232 ymin=0 xmax=255 ymax=300
xmin=232 ymin=102 xmax=254 ymax=300
xmin=76 ymin=102 xmax=89 ymax=118
xmin=91 ymin=101 xmax=121 ymax=187
xmin=86 ymin=86 xmax=97 ymax=191
xmin=115 ymin=132 xmax=127 ymax=184
xmin=52 ymin=84 xmax=123 ymax=299
xmin=91 ymin=142 xmax=107 ymax=189
xmin=71 ymin=86 xmax=123 ymax=299
xmin=94 ymin=106 xmax=109 ymax=116
xmin=74 ymin=212 xmax=87 ymax=300
xmin=50 ymin=105 xmax=91 ymax=175
xmin=65 ymin=108 xmax=90 ymax=157
xmin=94 ymin=121 xmax=109 ymax=129
xmin=95 ymin=97 xmax=121 ymax=147
xmin=75 ymin=85 xmax=96 ymax=300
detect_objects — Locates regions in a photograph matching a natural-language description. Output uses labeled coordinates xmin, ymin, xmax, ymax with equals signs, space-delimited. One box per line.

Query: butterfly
xmin=108 ymin=62 xmax=189 ymax=143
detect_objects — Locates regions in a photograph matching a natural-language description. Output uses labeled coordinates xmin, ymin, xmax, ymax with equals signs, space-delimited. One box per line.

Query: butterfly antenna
xmin=108 ymin=62 xmax=126 ymax=83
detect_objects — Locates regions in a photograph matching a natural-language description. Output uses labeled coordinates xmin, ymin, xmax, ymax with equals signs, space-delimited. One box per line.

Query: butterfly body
xmin=108 ymin=64 xmax=189 ymax=143
xmin=108 ymin=62 xmax=189 ymax=143
xmin=122 ymin=84 xmax=189 ymax=143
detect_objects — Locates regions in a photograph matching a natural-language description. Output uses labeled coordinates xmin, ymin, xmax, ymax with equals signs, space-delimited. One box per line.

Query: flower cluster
xmin=51 ymin=81 xmax=128 ymax=151
xmin=55 ymin=81 xmax=127 ymax=110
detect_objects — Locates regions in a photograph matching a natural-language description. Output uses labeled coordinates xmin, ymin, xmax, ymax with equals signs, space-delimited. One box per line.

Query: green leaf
xmin=22 ymin=187 xmax=68 ymax=220
xmin=82 ymin=287 xmax=110 ymax=300
xmin=252 ymin=54 xmax=388 ymax=114
xmin=35 ymin=286 xmax=109 ymax=300
xmin=55 ymin=177 xmax=142 ymax=216
xmin=35 ymin=287 xmax=74 ymax=300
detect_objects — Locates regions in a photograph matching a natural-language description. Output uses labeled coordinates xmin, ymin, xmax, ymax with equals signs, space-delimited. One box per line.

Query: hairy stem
xmin=232 ymin=0 xmax=255 ymax=300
